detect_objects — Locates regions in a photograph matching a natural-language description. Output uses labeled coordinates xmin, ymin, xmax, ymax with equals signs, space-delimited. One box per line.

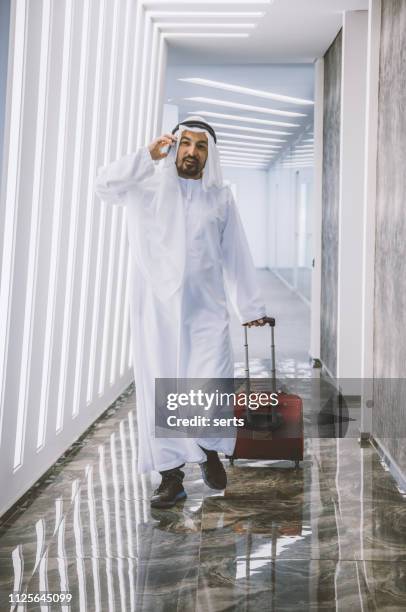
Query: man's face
xmin=175 ymin=130 xmax=208 ymax=179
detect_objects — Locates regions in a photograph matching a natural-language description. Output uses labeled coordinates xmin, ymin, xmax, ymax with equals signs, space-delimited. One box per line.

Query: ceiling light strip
xmin=193 ymin=119 xmax=291 ymax=136
xmin=218 ymin=138 xmax=280 ymax=149
xmin=221 ymin=164 xmax=267 ymax=169
xmin=220 ymin=155 xmax=273 ymax=164
xmin=219 ymin=147 xmax=274 ymax=156
xmin=188 ymin=110 xmax=292 ymax=132
xmin=185 ymin=97 xmax=306 ymax=118
xmin=216 ymin=131 xmax=285 ymax=144
xmin=220 ymin=158 xmax=267 ymax=164
xmin=285 ymin=155 xmax=314 ymax=160
xmin=221 ymin=162 xmax=268 ymax=168
xmin=210 ymin=121 xmax=289 ymax=137
xmin=163 ymin=33 xmax=250 ymax=38
xmin=219 ymin=153 xmax=269 ymax=161
xmin=180 ymin=77 xmax=314 ymax=106
xmin=219 ymin=153 xmax=273 ymax=161
xmin=218 ymin=146 xmax=274 ymax=156
xmin=281 ymin=163 xmax=314 ymax=168
xmin=150 ymin=11 xmax=265 ymax=17
xmin=158 ymin=23 xmax=258 ymax=28
xmin=220 ymin=156 xmax=270 ymax=164
xmin=143 ymin=0 xmax=273 ymax=5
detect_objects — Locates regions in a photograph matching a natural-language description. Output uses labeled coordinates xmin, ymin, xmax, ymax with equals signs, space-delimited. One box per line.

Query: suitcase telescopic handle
xmin=243 ymin=316 xmax=277 ymax=394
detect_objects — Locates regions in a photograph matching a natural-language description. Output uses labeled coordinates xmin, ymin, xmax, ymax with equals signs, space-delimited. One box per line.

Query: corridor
xmin=0 ymin=273 xmax=405 ymax=610
xmin=1 ymin=0 xmax=406 ymax=609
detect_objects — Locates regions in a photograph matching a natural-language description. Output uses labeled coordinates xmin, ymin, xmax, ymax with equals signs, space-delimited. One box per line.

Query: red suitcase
xmin=228 ymin=316 xmax=304 ymax=468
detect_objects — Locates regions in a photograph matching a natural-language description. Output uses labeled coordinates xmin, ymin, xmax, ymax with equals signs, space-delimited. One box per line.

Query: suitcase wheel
xmin=226 ymin=455 xmax=235 ymax=466
xmin=294 ymin=460 xmax=300 ymax=469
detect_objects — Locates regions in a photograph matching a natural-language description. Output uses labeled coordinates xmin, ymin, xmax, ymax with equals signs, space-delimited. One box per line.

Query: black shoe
xmin=150 ymin=467 xmax=187 ymax=509
xmin=199 ymin=447 xmax=227 ymax=490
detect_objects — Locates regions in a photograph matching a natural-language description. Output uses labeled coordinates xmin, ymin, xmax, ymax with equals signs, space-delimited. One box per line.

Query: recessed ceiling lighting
xmin=220 ymin=151 xmax=275 ymax=162
xmin=187 ymin=110 xmax=292 ymax=133
xmin=180 ymin=78 xmax=314 ymax=106
xmin=221 ymin=161 xmax=268 ymax=168
xmin=220 ymin=149 xmax=273 ymax=158
xmin=285 ymin=159 xmax=314 ymax=163
xmin=185 ymin=97 xmax=307 ymax=118
xmin=286 ymin=161 xmax=313 ymax=164
xmin=286 ymin=154 xmax=314 ymax=159
xmin=218 ymin=144 xmax=278 ymax=154
xmin=218 ymin=145 xmax=274 ymax=154
xmin=150 ymin=11 xmax=266 ymax=17
xmin=216 ymin=131 xmax=285 ymax=144
xmin=221 ymin=163 xmax=267 ymax=169
xmin=281 ymin=162 xmax=313 ymax=167
xmin=220 ymin=158 xmax=267 ymax=164
xmin=218 ymin=138 xmax=280 ymax=149
xmin=219 ymin=151 xmax=273 ymax=160
xmin=219 ymin=152 xmax=270 ymax=161
xmin=143 ymin=0 xmax=273 ymax=4
xmin=209 ymin=121 xmax=289 ymax=138
xmin=222 ymin=160 xmax=267 ymax=165
xmin=158 ymin=23 xmax=258 ymax=28
xmin=163 ymin=33 xmax=250 ymax=38
xmin=218 ymin=141 xmax=277 ymax=150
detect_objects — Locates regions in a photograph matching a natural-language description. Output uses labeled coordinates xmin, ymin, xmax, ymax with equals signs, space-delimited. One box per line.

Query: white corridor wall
xmin=267 ymin=164 xmax=314 ymax=302
xmin=221 ymin=166 xmax=268 ymax=268
xmin=0 ymin=0 xmax=167 ymax=516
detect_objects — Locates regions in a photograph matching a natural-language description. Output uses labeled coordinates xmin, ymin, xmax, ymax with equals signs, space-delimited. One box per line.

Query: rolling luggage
xmin=227 ymin=316 xmax=304 ymax=467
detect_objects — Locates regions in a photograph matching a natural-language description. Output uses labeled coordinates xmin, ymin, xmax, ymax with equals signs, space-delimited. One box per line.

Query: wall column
xmin=336 ymin=10 xmax=368 ymax=378
xmin=360 ymin=0 xmax=381 ymax=436
xmin=310 ymin=58 xmax=324 ymax=363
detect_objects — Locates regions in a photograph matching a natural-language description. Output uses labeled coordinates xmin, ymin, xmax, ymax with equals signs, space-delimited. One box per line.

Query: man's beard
xmin=177 ymin=156 xmax=202 ymax=177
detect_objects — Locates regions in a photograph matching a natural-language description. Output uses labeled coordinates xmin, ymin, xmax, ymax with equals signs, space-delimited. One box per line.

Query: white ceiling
xmin=159 ymin=0 xmax=368 ymax=169
xmin=164 ymin=0 xmax=368 ymax=64
xmin=165 ymin=64 xmax=314 ymax=169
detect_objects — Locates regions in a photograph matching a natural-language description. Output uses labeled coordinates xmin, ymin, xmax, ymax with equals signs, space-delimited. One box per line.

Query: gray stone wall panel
xmin=374 ymin=0 xmax=406 ymax=474
xmin=320 ymin=30 xmax=342 ymax=376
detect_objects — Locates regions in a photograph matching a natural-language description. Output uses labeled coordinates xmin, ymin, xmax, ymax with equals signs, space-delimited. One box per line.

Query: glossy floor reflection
xmin=0 ymin=272 xmax=403 ymax=611
xmin=1 ymin=384 xmax=406 ymax=611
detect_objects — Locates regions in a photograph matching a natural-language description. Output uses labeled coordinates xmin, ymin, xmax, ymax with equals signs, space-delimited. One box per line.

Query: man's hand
xmin=148 ymin=134 xmax=177 ymax=161
xmin=243 ymin=318 xmax=267 ymax=328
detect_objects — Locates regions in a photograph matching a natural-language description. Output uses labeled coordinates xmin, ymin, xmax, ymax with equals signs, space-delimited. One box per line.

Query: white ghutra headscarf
xmin=131 ymin=116 xmax=224 ymax=302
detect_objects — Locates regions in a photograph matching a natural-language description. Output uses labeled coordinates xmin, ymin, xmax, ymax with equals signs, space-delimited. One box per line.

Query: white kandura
xmin=94 ymin=119 xmax=266 ymax=473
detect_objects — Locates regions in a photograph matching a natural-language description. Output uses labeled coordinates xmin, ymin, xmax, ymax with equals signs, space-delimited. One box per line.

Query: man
xmin=95 ymin=117 xmax=267 ymax=508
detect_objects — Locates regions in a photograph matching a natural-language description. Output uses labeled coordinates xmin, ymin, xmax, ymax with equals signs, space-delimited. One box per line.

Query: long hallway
xmin=2 ymin=2 xmax=406 ymax=608
xmin=1 ymin=273 xmax=405 ymax=610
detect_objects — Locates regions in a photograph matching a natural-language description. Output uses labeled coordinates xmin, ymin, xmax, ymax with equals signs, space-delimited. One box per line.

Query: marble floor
xmin=1 ymin=273 xmax=406 ymax=610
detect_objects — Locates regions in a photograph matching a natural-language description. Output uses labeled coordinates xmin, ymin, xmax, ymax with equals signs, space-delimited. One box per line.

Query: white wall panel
xmin=221 ymin=166 xmax=268 ymax=268
xmin=267 ymin=160 xmax=314 ymax=304
xmin=37 ymin=0 xmax=74 ymax=449
xmin=0 ymin=0 xmax=168 ymax=516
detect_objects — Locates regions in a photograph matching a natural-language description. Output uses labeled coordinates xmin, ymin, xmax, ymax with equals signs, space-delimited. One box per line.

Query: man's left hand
xmin=243 ymin=318 xmax=267 ymax=328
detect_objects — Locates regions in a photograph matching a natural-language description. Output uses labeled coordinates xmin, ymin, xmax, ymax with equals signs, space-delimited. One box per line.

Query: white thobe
xmin=95 ymin=147 xmax=266 ymax=473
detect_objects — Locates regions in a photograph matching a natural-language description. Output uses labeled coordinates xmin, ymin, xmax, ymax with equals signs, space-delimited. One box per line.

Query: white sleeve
xmin=94 ymin=146 xmax=155 ymax=205
xmin=221 ymin=189 xmax=267 ymax=324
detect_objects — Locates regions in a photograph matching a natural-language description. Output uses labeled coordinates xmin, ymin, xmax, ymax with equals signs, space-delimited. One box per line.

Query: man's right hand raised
xmin=148 ymin=134 xmax=178 ymax=161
